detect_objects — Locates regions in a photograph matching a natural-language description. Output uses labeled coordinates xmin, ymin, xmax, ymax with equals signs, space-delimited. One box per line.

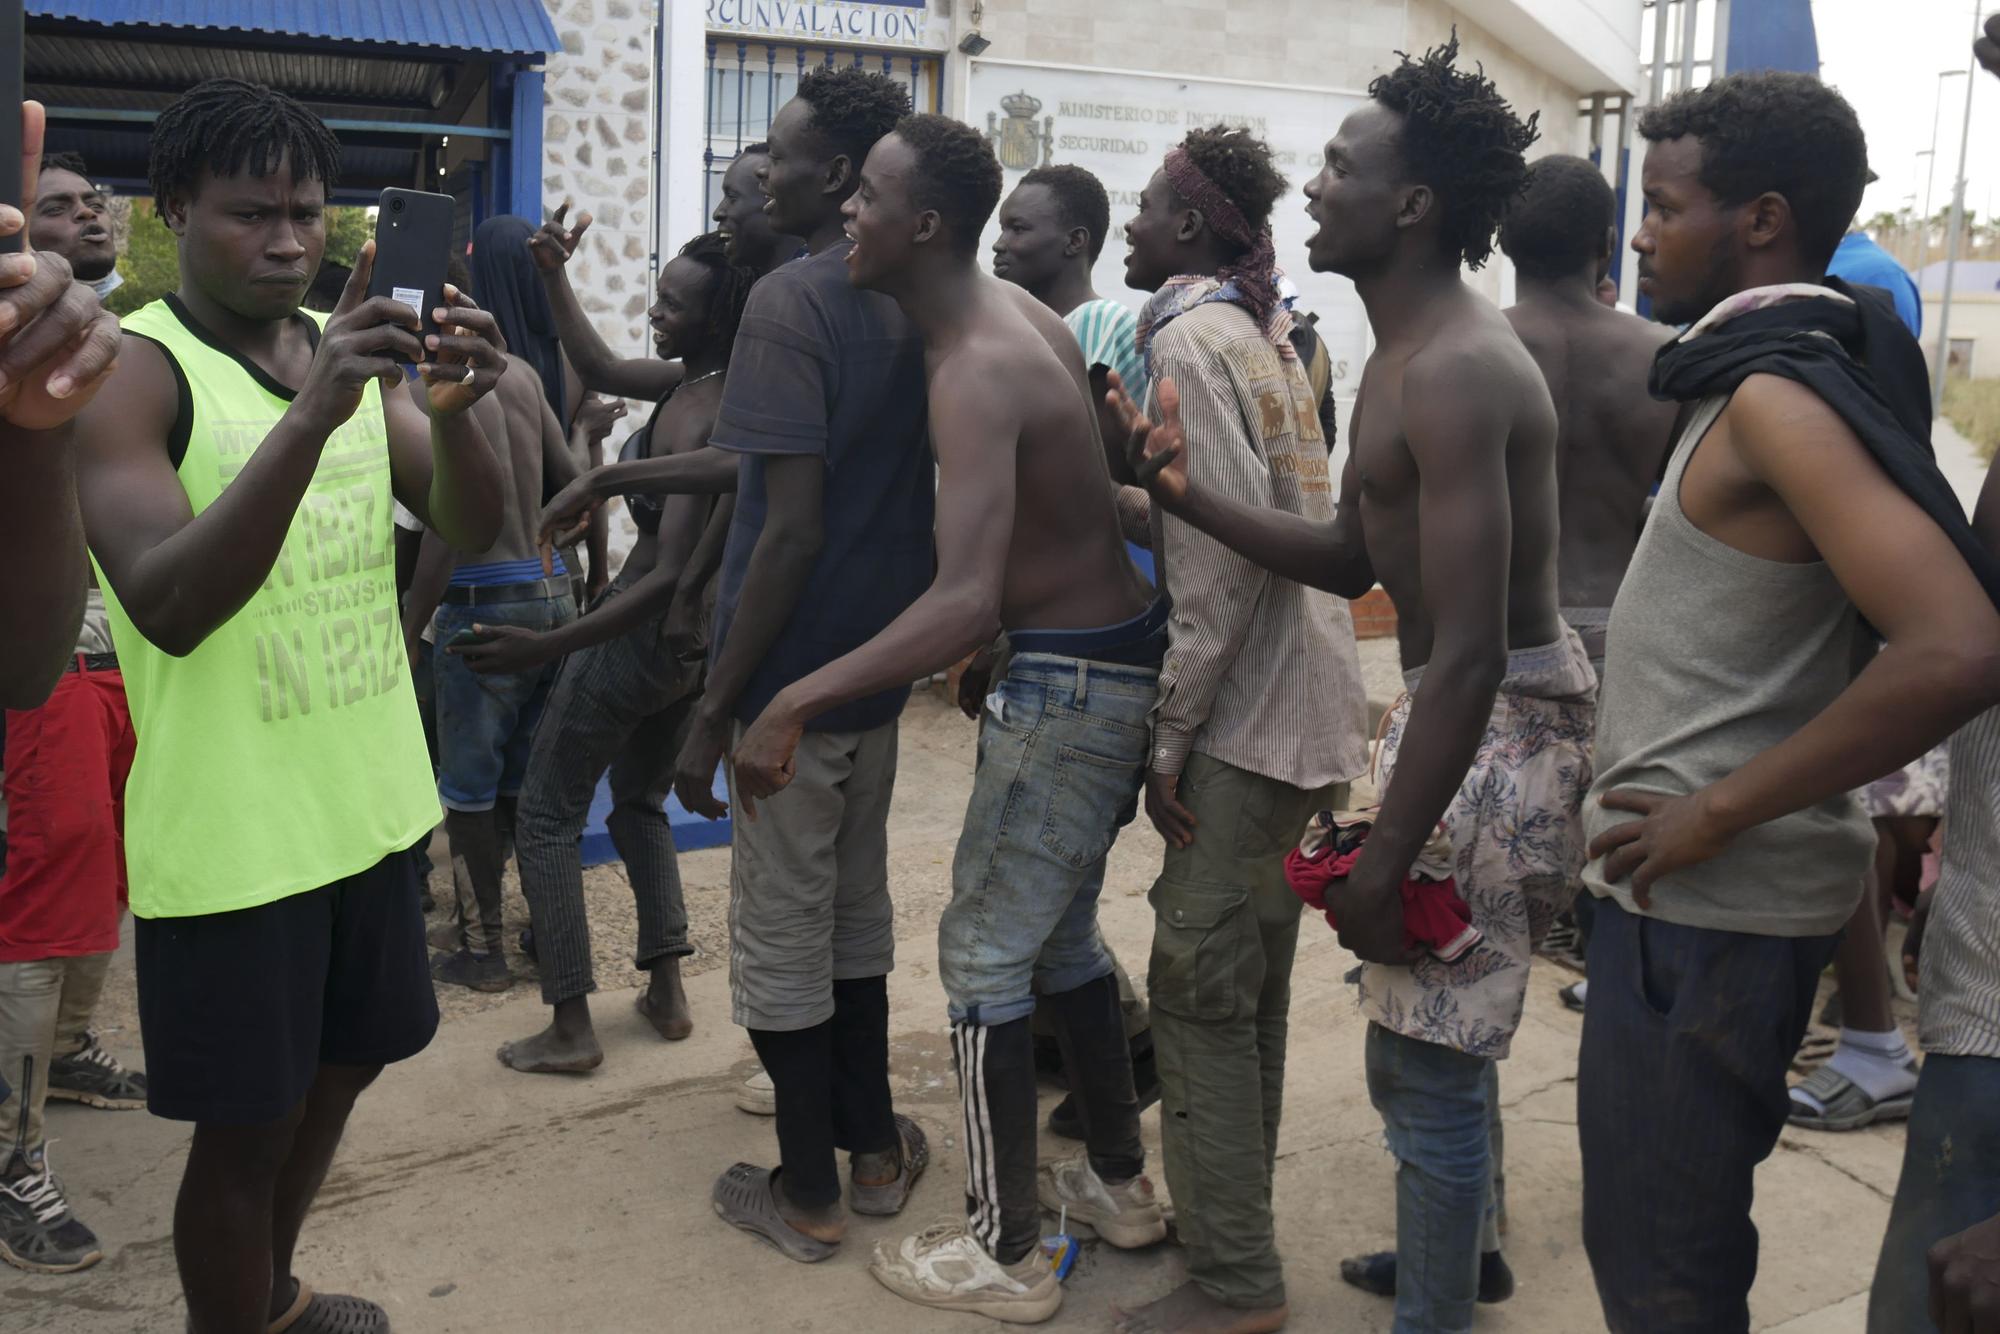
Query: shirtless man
xmin=1500 ymin=154 xmax=1676 ymax=680
xmin=727 ymin=114 xmax=1162 ymax=1325
xmin=1119 ymin=40 xmax=1594 ymax=1332
xmin=1497 ymin=154 xmax=1678 ymax=1017
xmin=401 ymin=348 xmax=589 ymax=992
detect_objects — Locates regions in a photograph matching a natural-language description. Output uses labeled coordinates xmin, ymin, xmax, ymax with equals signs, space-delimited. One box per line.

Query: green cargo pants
xmin=1146 ymin=751 xmax=1347 ymax=1311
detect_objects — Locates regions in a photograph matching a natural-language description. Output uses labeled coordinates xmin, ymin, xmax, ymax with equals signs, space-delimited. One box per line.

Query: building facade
xmin=532 ymin=0 xmax=1645 ymax=411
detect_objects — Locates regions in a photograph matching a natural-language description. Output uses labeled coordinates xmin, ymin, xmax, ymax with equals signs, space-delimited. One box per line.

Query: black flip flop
xmin=712 ymin=1162 xmax=837 ymax=1264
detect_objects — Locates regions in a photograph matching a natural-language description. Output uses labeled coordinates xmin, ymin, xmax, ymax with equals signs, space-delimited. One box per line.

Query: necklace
xmin=682 ymin=367 xmax=725 ymax=389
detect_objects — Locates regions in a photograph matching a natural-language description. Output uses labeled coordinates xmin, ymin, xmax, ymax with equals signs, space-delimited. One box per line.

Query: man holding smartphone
xmin=68 ymin=80 xmax=506 ymax=1333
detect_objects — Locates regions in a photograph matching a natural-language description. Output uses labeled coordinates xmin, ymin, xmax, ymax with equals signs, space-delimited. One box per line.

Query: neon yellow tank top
xmin=101 ymin=297 xmax=439 ymax=918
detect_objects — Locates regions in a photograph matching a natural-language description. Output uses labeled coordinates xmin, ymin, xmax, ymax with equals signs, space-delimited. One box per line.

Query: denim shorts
xmin=432 ymin=594 xmax=573 ymax=811
xmin=939 ymin=653 xmax=1156 ymax=1026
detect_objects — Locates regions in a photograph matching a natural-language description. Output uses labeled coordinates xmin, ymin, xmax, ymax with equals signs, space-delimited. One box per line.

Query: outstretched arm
xmin=731 ymin=378 xmax=1017 ymax=801
xmin=538 ymin=445 xmax=739 ymax=544
xmin=1592 ymin=374 xmax=2000 ymax=899
xmin=1332 ymin=355 xmax=1513 ymax=963
xmin=1111 ymin=371 xmax=1373 ymax=596
xmin=529 ymin=205 xmax=680 ymax=402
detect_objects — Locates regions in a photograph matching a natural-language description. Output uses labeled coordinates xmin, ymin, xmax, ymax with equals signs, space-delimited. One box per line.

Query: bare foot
xmin=773 ymin=1168 xmax=844 ymax=1245
xmin=497 ymin=1022 xmax=604 ymax=1074
xmin=1113 ymin=1282 xmax=1287 ymax=1334
xmin=636 ymin=989 xmax=692 ymax=1041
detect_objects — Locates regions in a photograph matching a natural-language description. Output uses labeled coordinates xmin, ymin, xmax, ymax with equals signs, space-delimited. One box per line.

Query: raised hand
xmin=527 ymin=202 xmax=593 ymax=272
xmin=418 ymin=284 xmax=508 ymax=416
xmin=292 ymin=239 xmax=426 ymax=431
xmin=575 ymin=393 xmax=627 ymax=446
xmin=1105 ymin=370 xmax=1189 ymax=508
xmin=0 ymin=101 xmax=121 ymax=430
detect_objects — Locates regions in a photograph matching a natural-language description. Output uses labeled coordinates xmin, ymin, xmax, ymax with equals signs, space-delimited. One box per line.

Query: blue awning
xmin=28 ymin=0 xmax=561 ymax=57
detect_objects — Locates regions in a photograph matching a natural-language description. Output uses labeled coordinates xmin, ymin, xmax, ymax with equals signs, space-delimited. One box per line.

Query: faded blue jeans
xmin=938 ymin=653 xmax=1155 ymax=1026
xmin=1869 ymin=1054 xmax=2000 ymax=1332
xmin=1365 ymin=1022 xmax=1501 ymax=1334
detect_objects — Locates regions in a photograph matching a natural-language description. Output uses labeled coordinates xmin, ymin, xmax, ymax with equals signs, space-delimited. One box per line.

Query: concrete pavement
xmin=10 ymin=692 xmax=1910 ymax=1333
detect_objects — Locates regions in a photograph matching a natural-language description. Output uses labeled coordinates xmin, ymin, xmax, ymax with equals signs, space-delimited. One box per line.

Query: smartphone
xmin=366 ymin=187 xmax=454 ymax=344
xmin=446 ymin=627 xmax=492 ymax=649
xmin=1 ymin=0 xmax=25 ymax=255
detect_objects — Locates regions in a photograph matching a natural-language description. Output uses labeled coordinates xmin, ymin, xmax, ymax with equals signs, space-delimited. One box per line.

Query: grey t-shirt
xmin=1582 ymin=395 xmax=1875 ymax=936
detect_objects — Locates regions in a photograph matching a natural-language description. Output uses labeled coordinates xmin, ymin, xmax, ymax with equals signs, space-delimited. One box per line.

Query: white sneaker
xmin=869 ymin=1220 xmax=1062 ymax=1324
xmin=1036 ymin=1153 xmax=1167 ymax=1249
xmin=735 ymin=1067 xmax=776 ymax=1116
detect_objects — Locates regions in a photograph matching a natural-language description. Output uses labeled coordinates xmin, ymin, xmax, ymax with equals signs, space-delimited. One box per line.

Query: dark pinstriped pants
xmin=515 ymin=584 xmax=702 ymax=1007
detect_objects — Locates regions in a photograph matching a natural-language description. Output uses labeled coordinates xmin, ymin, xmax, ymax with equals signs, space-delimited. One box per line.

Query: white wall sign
xmin=970 ymin=60 xmax=1370 ymax=402
xmin=705 ymin=0 xmax=946 ymax=50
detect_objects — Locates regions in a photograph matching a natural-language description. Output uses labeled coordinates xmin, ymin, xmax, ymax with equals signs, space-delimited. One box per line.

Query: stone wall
xmin=973 ymin=0 xmax=1408 ymax=93
xmin=541 ymin=0 xmax=659 ymax=363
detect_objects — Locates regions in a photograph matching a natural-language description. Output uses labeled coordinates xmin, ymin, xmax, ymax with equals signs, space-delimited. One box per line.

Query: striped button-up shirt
xmin=1143 ymin=301 xmax=1368 ymax=791
xmin=1922 ymin=703 xmax=2000 ymax=1058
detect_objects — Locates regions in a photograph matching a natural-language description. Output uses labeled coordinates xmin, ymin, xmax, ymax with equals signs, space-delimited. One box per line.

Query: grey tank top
xmin=1582 ymin=394 xmax=1874 ymax=936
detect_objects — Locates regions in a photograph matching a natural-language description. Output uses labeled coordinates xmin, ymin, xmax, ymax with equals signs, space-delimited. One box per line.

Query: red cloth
xmin=0 ymin=665 xmax=134 ymax=961
xmin=1285 ymin=835 xmax=1481 ymax=961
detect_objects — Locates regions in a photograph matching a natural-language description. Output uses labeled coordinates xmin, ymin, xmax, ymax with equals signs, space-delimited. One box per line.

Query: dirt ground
xmin=25 ymin=672 xmax=1912 ymax=1333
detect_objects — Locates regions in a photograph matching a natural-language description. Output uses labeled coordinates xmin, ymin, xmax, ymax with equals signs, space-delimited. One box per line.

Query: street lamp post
xmin=1918 ymin=70 xmax=1967 ymax=282
xmin=1934 ymin=5 xmax=1983 ymax=416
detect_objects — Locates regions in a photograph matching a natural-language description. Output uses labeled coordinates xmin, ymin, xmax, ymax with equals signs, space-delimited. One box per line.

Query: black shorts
xmin=135 ymin=852 xmax=439 ymax=1124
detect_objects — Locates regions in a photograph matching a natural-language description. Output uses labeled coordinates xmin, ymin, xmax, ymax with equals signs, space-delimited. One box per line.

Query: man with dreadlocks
xmin=67 ymin=80 xmax=508 ymax=1333
xmin=454 ymin=233 xmax=757 ymax=1071
xmin=1105 ymin=124 xmax=1369 ymax=1334
xmin=1117 ymin=38 xmax=1585 ymax=1333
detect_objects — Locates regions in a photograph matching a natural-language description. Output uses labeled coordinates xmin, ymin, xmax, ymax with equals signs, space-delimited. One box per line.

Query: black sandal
xmin=711 ymin=1162 xmax=837 ymax=1264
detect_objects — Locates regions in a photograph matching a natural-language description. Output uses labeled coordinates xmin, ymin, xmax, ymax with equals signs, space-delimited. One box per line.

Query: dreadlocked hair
xmin=148 ymin=79 xmax=342 ymax=215
xmin=795 ymin=67 xmax=911 ymax=176
xmin=38 ymin=151 xmax=89 ymax=179
xmin=679 ymin=231 xmax=758 ymax=354
xmin=1369 ymin=32 xmax=1540 ymax=270
xmin=1178 ymin=126 xmax=1288 ymax=242
xmin=1021 ymin=164 xmax=1112 ymax=262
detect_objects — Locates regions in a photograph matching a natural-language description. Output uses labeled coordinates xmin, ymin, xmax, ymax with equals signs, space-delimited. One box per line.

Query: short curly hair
xmin=1177 ymin=125 xmax=1288 ymax=243
xmin=1500 ymin=154 xmax=1616 ymax=281
xmin=38 ymin=151 xmax=89 ymax=180
xmin=1369 ymin=33 xmax=1540 ymax=271
xmin=1638 ymin=70 xmax=1865 ymax=270
xmin=796 ymin=66 xmax=911 ymax=174
xmin=1021 ymin=164 xmax=1112 ymax=262
xmin=892 ymin=114 xmax=1002 ymax=257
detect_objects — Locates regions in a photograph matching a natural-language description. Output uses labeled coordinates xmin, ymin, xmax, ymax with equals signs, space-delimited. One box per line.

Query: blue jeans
xmin=432 ymin=595 xmax=572 ymax=812
xmin=1579 ymin=897 xmax=1838 ymax=1333
xmin=1869 ymin=1054 xmax=2000 ymax=1332
xmin=938 ymin=653 xmax=1154 ymax=1026
xmin=1365 ymin=1023 xmax=1499 ymax=1334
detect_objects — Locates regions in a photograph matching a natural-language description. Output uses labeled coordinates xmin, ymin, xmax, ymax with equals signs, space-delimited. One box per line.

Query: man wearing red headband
xmin=1112 ymin=126 xmax=1369 ymax=1334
